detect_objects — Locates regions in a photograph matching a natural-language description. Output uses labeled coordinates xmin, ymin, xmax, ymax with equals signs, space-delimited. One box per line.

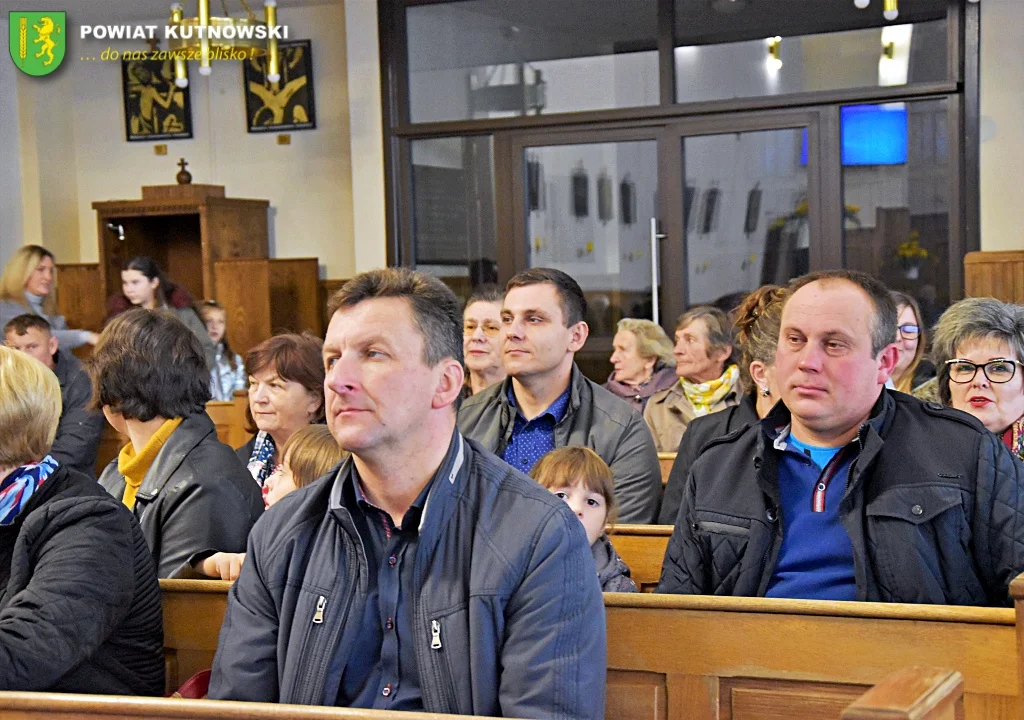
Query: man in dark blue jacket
xmin=209 ymin=268 xmax=606 ymax=719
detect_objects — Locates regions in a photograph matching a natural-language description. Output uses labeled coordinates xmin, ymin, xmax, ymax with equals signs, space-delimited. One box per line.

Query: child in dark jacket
xmin=531 ymin=447 xmax=638 ymax=593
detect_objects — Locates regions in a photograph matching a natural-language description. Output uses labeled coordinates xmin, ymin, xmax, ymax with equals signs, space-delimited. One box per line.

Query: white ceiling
xmin=0 ymin=0 xmax=340 ymax=25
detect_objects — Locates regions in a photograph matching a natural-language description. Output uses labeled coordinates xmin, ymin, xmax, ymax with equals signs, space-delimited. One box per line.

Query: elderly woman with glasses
xmin=462 ymin=285 xmax=507 ymax=396
xmin=932 ymin=297 xmax=1024 ymax=459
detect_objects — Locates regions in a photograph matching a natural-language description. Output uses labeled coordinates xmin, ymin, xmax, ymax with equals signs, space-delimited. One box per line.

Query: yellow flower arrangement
xmin=897 ymin=231 xmax=928 ymax=260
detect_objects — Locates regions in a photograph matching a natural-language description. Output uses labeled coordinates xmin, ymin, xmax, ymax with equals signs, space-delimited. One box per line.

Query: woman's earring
xmin=760 ymin=386 xmax=771 ymax=398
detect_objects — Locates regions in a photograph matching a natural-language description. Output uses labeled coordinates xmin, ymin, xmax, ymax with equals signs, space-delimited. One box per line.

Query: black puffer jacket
xmin=658 ymin=390 xmax=1024 ymax=606
xmin=100 ymin=413 xmax=264 ymax=578
xmin=0 ymin=463 xmax=163 ymax=694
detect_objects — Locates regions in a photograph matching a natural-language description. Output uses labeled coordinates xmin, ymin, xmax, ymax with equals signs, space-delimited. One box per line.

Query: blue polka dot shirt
xmin=502 ymin=384 xmax=572 ymax=475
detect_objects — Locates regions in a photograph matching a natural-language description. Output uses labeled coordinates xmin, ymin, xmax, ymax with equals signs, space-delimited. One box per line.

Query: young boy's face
xmin=549 ymin=483 xmax=607 ymax=546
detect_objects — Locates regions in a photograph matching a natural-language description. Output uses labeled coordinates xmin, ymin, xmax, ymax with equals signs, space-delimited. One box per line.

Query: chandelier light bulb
xmin=267 ymin=72 xmax=281 ymax=83
xmin=199 ymin=65 xmax=212 ymax=76
xmin=175 ymin=77 xmax=189 ymax=88
xmin=854 ymin=0 xmax=870 ymax=8
xmin=883 ymin=0 xmax=898 ymax=20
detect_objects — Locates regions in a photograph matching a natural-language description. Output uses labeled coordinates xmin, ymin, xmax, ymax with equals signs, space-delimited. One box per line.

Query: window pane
xmin=410 ymin=136 xmax=497 ymax=300
xmin=843 ymin=98 xmax=951 ymax=325
xmin=524 ymin=140 xmax=657 ymax=337
xmin=675 ymin=0 xmax=947 ymax=104
xmin=407 ymin=0 xmax=658 ymax=123
xmin=682 ymin=128 xmax=809 ymax=306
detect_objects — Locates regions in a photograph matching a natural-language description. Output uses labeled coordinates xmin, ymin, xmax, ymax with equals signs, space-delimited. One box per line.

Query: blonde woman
xmin=603 ymin=318 xmax=677 ymax=413
xmin=0 ymin=245 xmax=99 ymax=350
xmin=0 ymin=346 xmax=162 ymax=693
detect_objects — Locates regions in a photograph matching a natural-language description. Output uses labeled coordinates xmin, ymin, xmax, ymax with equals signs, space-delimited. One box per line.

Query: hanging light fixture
xmin=167 ymin=0 xmax=281 ymax=87
xmin=766 ymin=36 xmax=782 ymax=72
xmin=883 ymin=0 xmax=899 ymax=21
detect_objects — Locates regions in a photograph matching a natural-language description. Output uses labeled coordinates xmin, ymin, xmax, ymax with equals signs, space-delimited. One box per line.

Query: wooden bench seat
xmin=658 ymin=453 xmax=675 ymax=486
xmin=160 ymin=580 xmax=1007 ymax=720
xmin=0 ymin=692 xmax=520 ymax=719
xmin=0 ymin=671 xmax=966 ymax=720
xmin=604 ymin=593 xmax=1014 ymax=720
xmin=608 ymin=524 xmax=672 ymax=591
xmin=0 ymin=667 xmax=964 ymax=720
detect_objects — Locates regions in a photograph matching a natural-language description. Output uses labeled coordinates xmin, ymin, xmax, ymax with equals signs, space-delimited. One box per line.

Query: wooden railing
xmin=159 ymin=579 xmax=1010 ymax=720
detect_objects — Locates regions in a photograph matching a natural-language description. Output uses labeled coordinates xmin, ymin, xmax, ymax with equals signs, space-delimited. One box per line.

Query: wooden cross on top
xmin=175 ymin=157 xmax=193 ymax=185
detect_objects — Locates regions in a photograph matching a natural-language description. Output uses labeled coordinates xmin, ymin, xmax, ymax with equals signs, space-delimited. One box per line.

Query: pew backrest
xmin=841 ymin=666 xmax=965 ymax=720
xmin=608 ymin=524 xmax=672 ymax=592
xmin=604 ymin=593 xmax=1014 ymax=720
xmin=658 ymin=453 xmax=674 ymax=486
xmin=0 ymin=692 xmax=521 ymax=719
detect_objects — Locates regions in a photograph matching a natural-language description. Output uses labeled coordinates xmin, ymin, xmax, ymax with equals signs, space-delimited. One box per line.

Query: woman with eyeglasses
xmin=932 ymin=297 xmax=1024 ymax=460
xmin=889 ymin=291 xmax=933 ymax=394
xmin=462 ymin=286 xmax=507 ymax=396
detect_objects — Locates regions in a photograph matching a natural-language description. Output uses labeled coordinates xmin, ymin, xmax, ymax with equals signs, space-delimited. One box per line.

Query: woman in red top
xmin=932 ymin=297 xmax=1024 ymax=460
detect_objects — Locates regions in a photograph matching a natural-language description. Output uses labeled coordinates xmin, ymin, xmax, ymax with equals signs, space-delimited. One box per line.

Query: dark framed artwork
xmin=121 ymin=58 xmax=192 ymax=141
xmin=619 ymin=174 xmax=636 ymax=225
xmin=744 ymin=185 xmax=762 ymax=235
xmin=244 ymin=39 xmax=316 ymax=132
xmin=571 ymin=163 xmax=589 ymax=219
xmin=699 ymin=187 xmax=721 ymax=234
xmin=597 ymin=170 xmax=614 ymax=224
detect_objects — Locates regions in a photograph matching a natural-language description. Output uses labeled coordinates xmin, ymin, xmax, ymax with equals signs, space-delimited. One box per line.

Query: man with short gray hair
xmin=659 ymin=269 xmax=1024 ymax=605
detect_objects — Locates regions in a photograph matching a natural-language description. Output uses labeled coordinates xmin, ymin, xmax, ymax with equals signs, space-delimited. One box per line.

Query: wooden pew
xmin=609 ymin=524 xmax=672 ymax=592
xmin=160 ymin=580 xmax=996 ymax=720
xmin=161 ymin=579 xmax=231 ymax=694
xmin=94 ymin=393 xmax=252 ymax=476
xmin=658 ymin=452 xmax=675 ymax=486
xmin=604 ymin=594 xmax=1013 ymax=720
xmin=0 ymin=667 xmax=964 ymax=720
xmin=204 ymin=391 xmax=252 ymax=450
xmin=842 ymin=666 xmax=964 ymax=720
xmin=0 ymin=693 xmax=519 ymax=719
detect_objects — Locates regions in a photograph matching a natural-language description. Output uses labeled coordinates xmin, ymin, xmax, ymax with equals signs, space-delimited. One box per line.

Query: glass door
xmin=510 ymin=129 xmax=662 ymax=380
xmin=658 ymin=110 xmax=830 ymax=324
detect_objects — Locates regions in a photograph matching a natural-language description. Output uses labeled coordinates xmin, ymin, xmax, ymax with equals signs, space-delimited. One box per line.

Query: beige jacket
xmin=643 ymin=382 xmax=740 ymax=452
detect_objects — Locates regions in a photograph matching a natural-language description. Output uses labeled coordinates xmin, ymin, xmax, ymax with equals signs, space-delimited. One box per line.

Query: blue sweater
xmin=765 ymin=431 xmax=857 ymax=601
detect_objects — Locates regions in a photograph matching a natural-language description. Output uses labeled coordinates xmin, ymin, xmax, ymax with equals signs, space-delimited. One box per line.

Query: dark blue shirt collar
xmin=506 ymin=382 xmax=572 ymax=424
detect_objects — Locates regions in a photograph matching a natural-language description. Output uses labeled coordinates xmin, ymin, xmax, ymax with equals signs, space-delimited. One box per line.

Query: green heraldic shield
xmin=9 ymin=11 xmax=66 ymax=76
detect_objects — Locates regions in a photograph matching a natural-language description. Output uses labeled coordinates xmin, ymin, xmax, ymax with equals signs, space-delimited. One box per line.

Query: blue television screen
xmin=801 ymin=104 xmax=908 ymax=166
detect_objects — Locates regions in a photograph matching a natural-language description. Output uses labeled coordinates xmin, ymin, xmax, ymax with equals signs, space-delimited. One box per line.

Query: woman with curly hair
xmin=659 ymin=285 xmax=787 ymax=524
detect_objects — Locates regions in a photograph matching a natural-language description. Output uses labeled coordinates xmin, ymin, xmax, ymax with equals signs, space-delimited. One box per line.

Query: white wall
xmin=345 ymin=0 xmax=387 ymax=273
xmin=979 ymin=0 xmax=1024 ymax=252
xmin=5 ymin=1 xmax=357 ymax=278
xmin=0 ymin=17 xmax=24 ymax=267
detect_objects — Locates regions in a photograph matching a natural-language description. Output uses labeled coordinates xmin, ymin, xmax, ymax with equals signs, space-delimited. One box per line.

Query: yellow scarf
xmin=118 ymin=418 xmax=183 ymax=511
xmin=680 ymin=364 xmax=740 ymax=417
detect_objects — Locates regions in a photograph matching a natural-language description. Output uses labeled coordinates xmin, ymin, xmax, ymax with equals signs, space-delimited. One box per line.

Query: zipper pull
xmin=312 ymin=595 xmax=326 ymax=624
xmin=430 ymin=619 xmax=442 ymax=650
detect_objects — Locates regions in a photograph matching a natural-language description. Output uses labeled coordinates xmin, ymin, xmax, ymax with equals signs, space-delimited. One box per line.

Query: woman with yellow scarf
xmin=644 ymin=306 xmax=740 ymax=452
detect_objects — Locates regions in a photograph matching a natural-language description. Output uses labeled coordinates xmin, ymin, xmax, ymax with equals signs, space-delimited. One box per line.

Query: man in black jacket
xmin=209 ymin=268 xmax=606 ymax=718
xmin=5 ymin=314 xmax=105 ymax=476
xmin=658 ymin=270 xmax=1024 ymax=605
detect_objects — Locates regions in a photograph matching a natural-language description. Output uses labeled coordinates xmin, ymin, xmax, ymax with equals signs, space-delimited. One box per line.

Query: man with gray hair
xmin=210 ymin=268 xmax=606 ymax=718
xmin=659 ymin=270 xmax=1024 ymax=605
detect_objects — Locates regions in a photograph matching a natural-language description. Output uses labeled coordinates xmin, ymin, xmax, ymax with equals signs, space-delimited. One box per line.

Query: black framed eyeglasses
xmin=897 ymin=323 xmax=921 ymax=340
xmin=945 ymin=358 xmax=1024 ymax=384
